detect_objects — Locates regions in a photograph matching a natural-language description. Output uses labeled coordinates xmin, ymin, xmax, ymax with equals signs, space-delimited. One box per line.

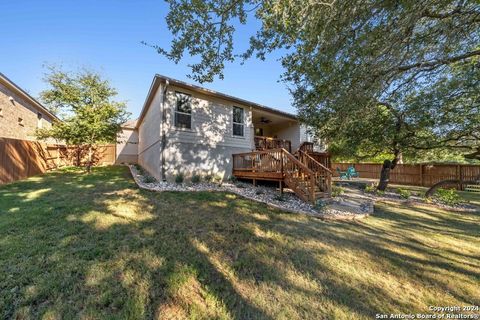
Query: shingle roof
xmin=136 ymin=74 xmax=297 ymax=128
xmin=0 ymin=72 xmax=60 ymax=121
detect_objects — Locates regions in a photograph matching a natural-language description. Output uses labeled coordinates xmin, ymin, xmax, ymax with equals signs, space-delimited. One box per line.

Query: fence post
xmin=458 ymin=165 xmax=464 ymax=191
xmin=419 ymin=164 xmax=423 ymax=186
xmin=56 ymin=145 xmax=60 ymax=169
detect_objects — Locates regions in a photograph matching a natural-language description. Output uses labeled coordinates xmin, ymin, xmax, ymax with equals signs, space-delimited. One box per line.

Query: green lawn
xmin=1 ymin=166 xmax=479 ymax=319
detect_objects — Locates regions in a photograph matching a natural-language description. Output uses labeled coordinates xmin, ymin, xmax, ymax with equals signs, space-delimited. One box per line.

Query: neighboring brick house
xmin=0 ymin=72 xmax=58 ymax=141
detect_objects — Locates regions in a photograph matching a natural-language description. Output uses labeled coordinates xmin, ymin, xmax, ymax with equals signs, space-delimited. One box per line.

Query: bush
xmin=134 ymin=164 xmax=143 ymax=174
xmin=331 ymin=186 xmax=345 ymax=197
xmin=214 ymin=175 xmax=223 ymax=184
xmin=434 ymin=188 xmax=461 ymax=206
xmin=204 ymin=175 xmax=213 ymax=182
xmin=376 ymin=190 xmax=385 ymax=196
xmin=228 ymin=176 xmax=237 ymax=183
xmin=364 ymin=184 xmax=376 ymax=193
xmin=175 ymin=173 xmax=184 ymax=184
xmin=191 ymin=174 xmax=201 ymax=184
xmin=397 ymin=188 xmax=411 ymax=199
xmin=314 ymin=199 xmax=327 ymax=211
xmin=143 ymin=175 xmax=156 ymax=183
xmin=273 ymin=194 xmax=286 ymax=202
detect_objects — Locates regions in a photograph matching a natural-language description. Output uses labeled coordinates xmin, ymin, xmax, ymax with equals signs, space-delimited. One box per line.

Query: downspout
xmin=160 ymin=80 xmax=169 ymax=181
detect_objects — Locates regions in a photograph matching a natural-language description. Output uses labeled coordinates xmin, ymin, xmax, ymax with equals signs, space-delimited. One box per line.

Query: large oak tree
xmin=153 ymin=0 xmax=480 ymax=189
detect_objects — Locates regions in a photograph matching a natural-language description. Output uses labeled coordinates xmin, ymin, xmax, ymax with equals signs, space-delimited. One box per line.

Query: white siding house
xmin=123 ymin=74 xmax=323 ymax=182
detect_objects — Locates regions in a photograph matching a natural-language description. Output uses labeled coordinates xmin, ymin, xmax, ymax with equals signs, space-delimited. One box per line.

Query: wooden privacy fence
xmin=332 ymin=162 xmax=480 ymax=189
xmin=0 ymin=138 xmax=116 ymax=184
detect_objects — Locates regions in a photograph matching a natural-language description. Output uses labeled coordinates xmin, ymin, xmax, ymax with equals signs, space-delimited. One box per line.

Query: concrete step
xmin=465 ymin=184 xmax=480 ymax=193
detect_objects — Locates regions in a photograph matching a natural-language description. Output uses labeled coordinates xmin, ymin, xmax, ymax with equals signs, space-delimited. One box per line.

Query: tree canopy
xmin=37 ymin=67 xmax=129 ymax=170
xmin=155 ymin=0 xmax=479 ymax=187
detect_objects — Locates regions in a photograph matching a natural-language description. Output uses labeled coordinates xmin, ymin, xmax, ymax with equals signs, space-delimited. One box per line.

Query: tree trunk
xmin=377 ymin=148 xmax=401 ymax=191
xmin=76 ymin=145 xmax=81 ymax=167
xmin=86 ymin=145 xmax=93 ymax=174
xmin=377 ymin=160 xmax=393 ymax=191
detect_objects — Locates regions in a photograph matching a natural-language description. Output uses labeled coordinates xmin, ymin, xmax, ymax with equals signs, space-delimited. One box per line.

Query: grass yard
xmin=1 ymin=166 xmax=479 ymax=319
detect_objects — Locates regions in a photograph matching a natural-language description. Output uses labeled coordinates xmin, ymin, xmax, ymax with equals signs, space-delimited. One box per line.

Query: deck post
xmin=279 ymin=181 xmax=283 ymax=194
xmin=253 ymin=179 xmax=257 ymax=186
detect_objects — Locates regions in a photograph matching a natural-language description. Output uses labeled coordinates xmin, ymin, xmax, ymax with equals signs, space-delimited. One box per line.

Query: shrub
xmin=235 ymin=183 xmax=245 ymax=188
xmin=376 ymin=189 xmax=385 ymax=196
xmin=214 ymin=175 xmax=223 ymax=183
xmin=255 ymin=190 xmax=264 ymax=195
xmin=175 ymin=173 xmax=184 ymax=184
xmin=228 ymin=176 xmax=237 ymax=183
xmin=364 ymin=184 xmax=376 ymax=193
xmin=397 ymin=188 xmax=411 ymax=199
xmin=191 ymin=174 xmax=201 ymax=184
xmin=204 ymin=175 xmax=213 ymax=182
xmin=143 ymin=175 xmax=156 ymax=183
xmin=434 ymin=188 xmax=461 ymax=206
xmin=331 ymin=186 xmax=345 ymax=197
xmin=273 ymin=194 xmax=286 ymax=202
xmin=134 ymin=164 xmax=143 ymax=174
xmin=314 ymin=199 xmax=327 ymax=211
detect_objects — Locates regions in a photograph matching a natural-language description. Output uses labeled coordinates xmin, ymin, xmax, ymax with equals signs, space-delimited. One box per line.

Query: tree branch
xmin=395 ymin=49 xmax=480 ymax=73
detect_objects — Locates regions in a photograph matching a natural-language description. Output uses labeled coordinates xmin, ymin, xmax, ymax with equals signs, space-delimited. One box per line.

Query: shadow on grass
xmin=0 ymin=166 xmax=479 ymax=319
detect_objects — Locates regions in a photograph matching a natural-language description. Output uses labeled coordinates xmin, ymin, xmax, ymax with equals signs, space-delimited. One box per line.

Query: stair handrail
xmin=233 ymin=148 xmax=283 ymax=157
xmin=297 ymin=141 xmax=314 ymax=154
xmin=298 ymin=150 xmax=332 ymax=174
xmin=281 ymin=148 xmax=315 ymax=176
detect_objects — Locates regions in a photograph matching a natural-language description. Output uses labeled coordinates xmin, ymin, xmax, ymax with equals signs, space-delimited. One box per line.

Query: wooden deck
xmin=232 ymin=146 xmax=332 ymax=203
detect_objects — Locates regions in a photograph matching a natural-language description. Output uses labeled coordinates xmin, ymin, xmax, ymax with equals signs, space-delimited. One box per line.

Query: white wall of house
xmin=116 ymin=127 xmax=138 ymax=164
xmin=161 ymin=85 xmax=253 ymax=180
xmin=138 ymin=84 xmax=163 ymax=180
xmin=135 ymin=80 xmax=325 ymax=182
xmin=275 ymin=123 xmax=302 ymax=151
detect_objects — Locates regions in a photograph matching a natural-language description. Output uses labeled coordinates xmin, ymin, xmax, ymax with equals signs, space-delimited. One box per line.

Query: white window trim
xmin=232 ymin=106 xmax=245 ymax=138
xmin=173 ymin=92 xmax=193 ymax=130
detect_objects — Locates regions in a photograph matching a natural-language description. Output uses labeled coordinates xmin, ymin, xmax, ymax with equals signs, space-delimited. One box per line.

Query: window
xmin=233 ymin=106 xmax=244 ymax=137
xmin=18 ymin=117 xmax=24 ymax=126
xmin=174 ymin=92 xmax=192 ymax=129
xmin=37 ymin=113 xmax=43 ymax=128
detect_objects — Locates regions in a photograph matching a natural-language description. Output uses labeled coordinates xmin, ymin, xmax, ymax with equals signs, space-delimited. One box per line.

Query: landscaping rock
xmin=129 ymin=165 xmax=373 ymax=219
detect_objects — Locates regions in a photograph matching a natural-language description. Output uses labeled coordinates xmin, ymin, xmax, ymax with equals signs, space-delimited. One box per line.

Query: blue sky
xmin=0 ymin=0 xmax=294 ymax=118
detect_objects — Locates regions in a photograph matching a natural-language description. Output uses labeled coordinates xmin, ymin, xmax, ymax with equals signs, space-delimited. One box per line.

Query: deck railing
xmin=298 ymin=141 xmax=314 ymax=153
xmin=298 ymin=150 xmax=332 ymax=194
xmin=282 ymin=149 xmax=317 ymax=202
xmin=232 ymin=148 xmax=328 ymax=203
xmin=254 ymin=136 xmax=292 ymax=153
xmin=232 ymin=148 xmax=283 ymax=174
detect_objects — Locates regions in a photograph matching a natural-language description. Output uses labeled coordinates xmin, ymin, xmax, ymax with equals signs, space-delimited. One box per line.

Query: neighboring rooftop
xmin=0 ymin=72 xmax=59 ymax=121
xmin=121 ymin=119 xmax=138 ymax=129
xmin=137 ymin=74 xmax=297 ymax=128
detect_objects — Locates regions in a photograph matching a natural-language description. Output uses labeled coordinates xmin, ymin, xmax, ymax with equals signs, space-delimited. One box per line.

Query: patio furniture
xmin=336 ymin=167 xmax=350 ymax=180
xmin=347 ymin=166 xmax=360 ymax=178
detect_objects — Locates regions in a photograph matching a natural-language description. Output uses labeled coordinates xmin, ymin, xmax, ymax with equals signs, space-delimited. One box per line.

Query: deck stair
xmin=232 ymin=145 xmax=332 ymax=204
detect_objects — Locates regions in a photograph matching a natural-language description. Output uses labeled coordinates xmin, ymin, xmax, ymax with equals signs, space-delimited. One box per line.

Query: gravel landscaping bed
xmin=337 ymin=182 xmax=478 ymax=212
xmin=129 ymin=165 xmax=373 ymax=219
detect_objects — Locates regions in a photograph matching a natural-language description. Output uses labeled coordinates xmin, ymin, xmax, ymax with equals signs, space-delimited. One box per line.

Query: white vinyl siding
xmin=165 ymin=86 xmax=252 ymax=149
xmin=138 ymin=84 xmax=163 ymax=180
